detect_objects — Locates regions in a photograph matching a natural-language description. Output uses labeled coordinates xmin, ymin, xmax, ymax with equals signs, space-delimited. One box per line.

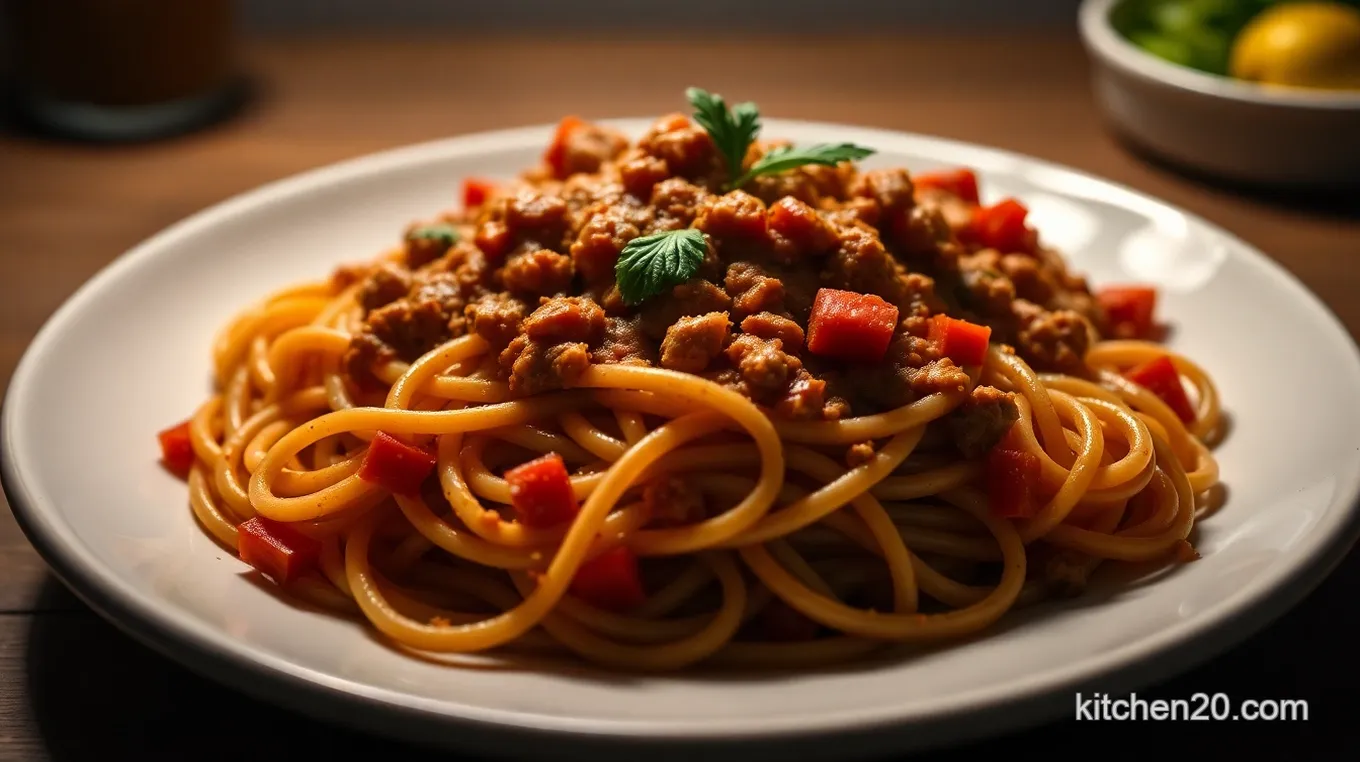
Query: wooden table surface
xmin=2 ymin=32 xmax=1358 ymax=760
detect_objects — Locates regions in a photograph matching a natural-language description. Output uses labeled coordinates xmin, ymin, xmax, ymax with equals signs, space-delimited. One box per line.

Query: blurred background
xmin=2 ymin=0 xmax=1086 ymax=36
xmin=0 ymin=0 xmax=1096 ymax=147
xmin=232 ymin=0 xmax=1084 ymax=29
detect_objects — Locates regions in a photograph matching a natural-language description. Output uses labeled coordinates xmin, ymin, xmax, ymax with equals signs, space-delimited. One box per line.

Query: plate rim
xmin=5 ymin=117 xmax=1360 ymax=752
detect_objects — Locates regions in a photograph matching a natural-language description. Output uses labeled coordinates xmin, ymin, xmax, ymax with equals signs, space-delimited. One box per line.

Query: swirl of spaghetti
xmin=161 ymin=113 xmax=1230 ymax=672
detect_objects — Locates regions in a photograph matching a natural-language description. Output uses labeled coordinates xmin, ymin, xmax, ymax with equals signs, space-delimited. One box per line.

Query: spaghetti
xmin=159 ymin=93 xmax=1223 ymax=671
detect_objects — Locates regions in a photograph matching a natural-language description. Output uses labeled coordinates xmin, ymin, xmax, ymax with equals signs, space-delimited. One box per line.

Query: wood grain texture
xmin=1 ymin=31 xmax=1358 ymax=760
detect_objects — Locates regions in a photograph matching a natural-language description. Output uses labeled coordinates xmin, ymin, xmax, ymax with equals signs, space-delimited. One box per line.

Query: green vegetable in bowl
xmin=1112 ymin=0 xmax=1360 ymax=76
xmin=1113 ymin=0 xmax=1276 ymax=74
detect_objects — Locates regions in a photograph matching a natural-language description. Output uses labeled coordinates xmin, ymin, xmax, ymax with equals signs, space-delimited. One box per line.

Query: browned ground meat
xmin=500 ymin=249 xmax=574 ymax=297
xmin=593 ymin=316 xmax=655 ymax=366
xmin=638 ymin=279 xmax=732 ymax=340
xmin=345 ymin=113 xmax=1106 ymax=438
xmin=500 ymin=338 xmax=591 ymax=395
xmin=619 ymin=155 xmax=670 ymax=199
xmin=505 ymin=189 xmax=569 ymax=242
xmin=849 ymin=168 xmax=915 ymax=216
xmin=404 ymin=227 xmax=457 ymax=268
xmin=766 ymin=196 xmax=834 ymax=262
xmin=570 ymin=204 xmax=654 ymax=284
xmin=660 ymin=312 xmax=731 ymax=373
xmin=725 ymin=334 xmax=796 ymax=402
xmin=696 ymin=190 xmax=767 ymax=241
xmin=522 ymin=296 xmax=606 ymax=344
xmin=651 ymin=177 xmax=710 ymax=226
xmin=1013 ymin=300 xmax=1093 ymax=373
xmin=740 ymin=312 xmax=804 ymax=353
xmin=846 ymin=441 xmax=876 ymax=468
xmin=555 ymin=122 xmax=629 ymax=178
xmin=643 ymin=476 xmax=707 ymax=527
xmin=725 ymin=261 xmax=785 ymax=318
xmin=945 ymin=385 xmax=1021 ymax=458
xmin=343 ymin=332 xmax=389 ymax=391
xmin=364 ymin=272 xmax=468 ymax=362
xmin=638 ymin=115 xmax=721 ymax=181
xmin=358 ymin=262 xmax=412 ymax=312
xmin=466 ymin=293 xmax=527 ymax=350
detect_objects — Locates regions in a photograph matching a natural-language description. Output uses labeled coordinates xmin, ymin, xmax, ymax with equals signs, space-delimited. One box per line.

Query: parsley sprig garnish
xmin=614 ymin=228 xmax=707 ymax=306
xmin=406 ymin=223 xmax=459 ymax=247
xmin=612 ymin=89 xmax=877 ymax=306
xmin=684 ymin=87 xmax=875 ymax=190
xmin=731 ymin=143 xmax=876 ymax=189
xmin=686 ymin=87 xmax=761 ymax=188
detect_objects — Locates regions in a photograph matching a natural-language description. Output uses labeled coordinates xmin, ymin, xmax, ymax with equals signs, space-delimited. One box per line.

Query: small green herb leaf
xmin=732 ymin=143 xmax=876 ymax=189
xmin=614 ymin=228 xmax=707 ymax=306
xmin=686 ymin=87 xmax=761 ymax=188
xmin=406 ymin=223 xmax=459 ymax=247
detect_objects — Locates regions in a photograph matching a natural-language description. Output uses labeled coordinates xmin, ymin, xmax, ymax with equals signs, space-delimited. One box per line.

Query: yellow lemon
xmin=1230 ymin=2 xmax=1360 ymax=90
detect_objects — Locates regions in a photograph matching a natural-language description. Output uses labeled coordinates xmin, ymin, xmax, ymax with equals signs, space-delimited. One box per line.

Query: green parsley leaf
xmin=406 ymin=223 xmax=459 ymax=247
xmin=686 ymin=87 xmax=760 ymax=188
xmin=732 ymin=143 xmax=876 ymax=189
xmin=614 ymin=228 xmax=707 ymax=306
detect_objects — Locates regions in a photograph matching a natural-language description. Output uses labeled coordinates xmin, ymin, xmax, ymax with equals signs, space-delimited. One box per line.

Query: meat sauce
xmin=340 ymin=115 xmax=1110 ymax=459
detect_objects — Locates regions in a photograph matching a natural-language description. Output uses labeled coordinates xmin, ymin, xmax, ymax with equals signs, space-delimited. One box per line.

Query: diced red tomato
xmin=157 ymin=420 xmax=195 ymax=479
xmin=987 ymin=447 xmax=1041 ymax=519
xmin=544 ymin=115 xmax=585 ymax=178
xmin=806 ymin=288 xmax=900 ymax=363
xmin=357 ymin=431 xmax=437 ymax=496
xmin=927 ymin=314 xmax=992 ymax=367
xmin=504 ymin=453 xmax=579 ymax=528
xmin=1124 ymin=356 xmax=1196 ymax=423
xmin=756 ymin=599 xmax=820 ymax=642
xmin=237 ymin=516 xmax=322 ymax=586
xmin=913 ymin=167 xmax=980 ymax=205
xmin=570 ymin=546 xmax=647 ymax=611
xmin=462 ymin=177 xmax=495 ymax=209
xmin=965 ymin=198 xmax=1034 ymax=253
xmin=1097 ymin=285 xmax=1158 ymax=339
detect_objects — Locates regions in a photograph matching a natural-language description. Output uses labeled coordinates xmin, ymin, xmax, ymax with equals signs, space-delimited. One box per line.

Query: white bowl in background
xmin=1079 ymin=0 xmax=1360 ymax=187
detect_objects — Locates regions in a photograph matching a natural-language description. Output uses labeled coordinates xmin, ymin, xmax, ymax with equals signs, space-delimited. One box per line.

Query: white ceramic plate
xmin=5 ymin=120 xmax=1360 ymax=760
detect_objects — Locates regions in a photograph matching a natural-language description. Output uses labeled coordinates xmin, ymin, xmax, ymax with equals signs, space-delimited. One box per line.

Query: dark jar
xmin=3 ymin=0 xmax=244 ymax=141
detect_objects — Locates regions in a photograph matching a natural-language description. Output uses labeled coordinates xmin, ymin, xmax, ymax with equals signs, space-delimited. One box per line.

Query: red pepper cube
xmin=806 ymin=288 xmax=899 ymax=363
xmin=987 ymin=447 xmax=1040 ymax=519
xmin=570 ymin=546 xmax=647 ymax=611
xmin=913 ymin=167 xmax=980 ymax=205
xmin=157 ymin=419 xmax=195 ymax=479
xmin=504 ymin=453 xmax=579 ymax=528
xmin=543 ymin=115 xmax=585 ymax=178
xmin=1125 ymin=355 xmax=1196 ymax=423
xmin=966 ymin=198 xmax=1033 ymax=253
xmin=1097 ymin=285 xmax=1158 ymax=339
xmin=928 ymin=314 xmax=992 ymax=367
xmin=358 ymin=431 xmax=437 ymax=497
xmin=237 ymin=516 xmax=322 ymax=586
xmin=462 ymin=177 xmax=495 ymax=209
